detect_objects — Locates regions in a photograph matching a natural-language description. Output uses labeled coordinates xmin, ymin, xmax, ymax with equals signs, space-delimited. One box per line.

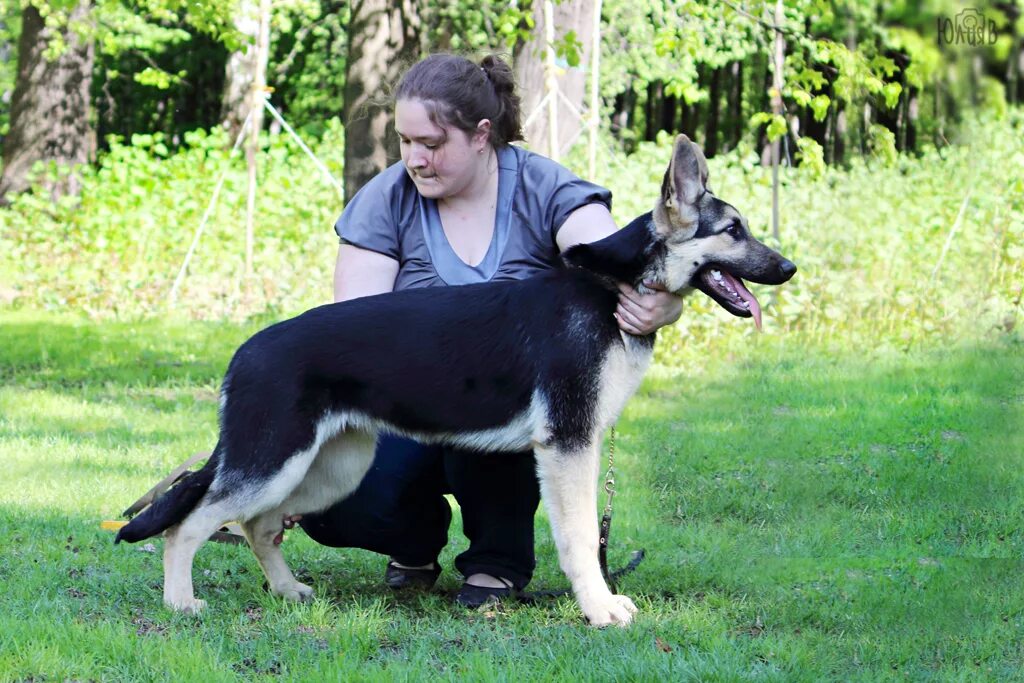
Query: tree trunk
xmin=343 ymin=0 xmax=421 ymax=200
xmin=0 ymin=1 xmax=94 ymax=204
xmin=728 ymin=60 xmax=743 ymax=154
xmin=906 ymin=90 xmax=918 ymax=152
xmin=513 ymin=0 xmax=597 ymax=158
xmin=221 ymin=0 xmax=267 ymax=143
xmin=1007 ymin=34 xmax=1021 ymax=106
xmin=680 ymin=99 xmax=695 ymax=140
xmin=610 ymin=86 xmax=635 ymax=151
xmin=705 ymin=66 xmax=722 ymax=157
xmin=660 ymin=92 xmax=678 ymax=138
xmin=834 ymin=105 xmax=847 ymax=164
xmin=645 ymin=81 xmax=661 ymax=141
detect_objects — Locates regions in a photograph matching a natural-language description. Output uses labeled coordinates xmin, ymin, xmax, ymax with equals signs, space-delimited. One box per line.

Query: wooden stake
xmin=244 ymin=0 xmax=271 ymax=287
xmin=543 ymin=0 xmax=559 ymax=161
xmin=588 ymin=0 xmax=603 ymax=180
xmin=770 ymin=0 xmax=785 ymax=242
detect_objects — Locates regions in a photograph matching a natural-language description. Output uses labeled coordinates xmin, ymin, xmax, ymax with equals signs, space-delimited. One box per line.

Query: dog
xmin=116 ymin=134 xmax=795 ymax=627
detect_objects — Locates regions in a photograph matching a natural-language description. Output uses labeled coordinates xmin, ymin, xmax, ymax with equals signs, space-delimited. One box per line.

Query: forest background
xmin=0 ymin=0 xmax=1021 ymax=335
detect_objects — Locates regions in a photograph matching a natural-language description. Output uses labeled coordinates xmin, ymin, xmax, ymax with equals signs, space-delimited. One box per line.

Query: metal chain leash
xmin=518 ymin=425 xmax=644 ymax=603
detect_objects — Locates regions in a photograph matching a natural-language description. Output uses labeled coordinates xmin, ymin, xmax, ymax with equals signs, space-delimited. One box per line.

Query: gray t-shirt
xmin=335 ymin=145 xmax=612 ymax=290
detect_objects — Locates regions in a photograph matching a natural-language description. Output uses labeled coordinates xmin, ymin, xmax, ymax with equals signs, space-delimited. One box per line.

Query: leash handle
xmin=599 ymin=426 xmax=617 ymax=593
xmin=599 ymin=511 xmax=615 ymax=594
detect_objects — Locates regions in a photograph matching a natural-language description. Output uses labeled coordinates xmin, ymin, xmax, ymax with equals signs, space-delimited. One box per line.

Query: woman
xmin=299 ymin=54 xmax=682 ymax=607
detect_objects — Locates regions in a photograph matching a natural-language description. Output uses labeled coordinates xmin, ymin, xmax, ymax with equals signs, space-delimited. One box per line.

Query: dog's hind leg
xmin=240 ymin=431 xmax=377 ymax=604
xmin=163 ymin=499 xmax=236 ymax=613
xmin=240 ymin=509 xmax=313 ymax=602
xmin=535 ymin=440 xmax=638 ymax=627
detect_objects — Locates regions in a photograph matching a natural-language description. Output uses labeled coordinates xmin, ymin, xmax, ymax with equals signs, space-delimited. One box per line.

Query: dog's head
xmin=653 ymin=134 xmax=796 ymax=329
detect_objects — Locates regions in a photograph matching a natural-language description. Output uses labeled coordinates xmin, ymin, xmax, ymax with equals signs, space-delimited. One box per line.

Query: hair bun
xmin=397 ymin=53 xmax=523 ymax=146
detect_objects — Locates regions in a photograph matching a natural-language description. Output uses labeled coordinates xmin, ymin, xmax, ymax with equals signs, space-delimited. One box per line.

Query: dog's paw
xmin=583 ymin=594 xmax=638 ymax=627
xmin=273 ymin=581 xmax=314 ymax=603
xmin=165 ymin=597 xmax=207 ymax=615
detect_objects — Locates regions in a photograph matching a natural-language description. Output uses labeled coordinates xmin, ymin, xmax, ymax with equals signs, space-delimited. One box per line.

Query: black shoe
xmin=455 ymin=577 xmax=515 ymax=608
xmin=384 ymin=560 xmax=441 ymax=590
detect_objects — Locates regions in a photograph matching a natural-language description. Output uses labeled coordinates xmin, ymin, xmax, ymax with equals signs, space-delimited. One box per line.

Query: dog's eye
xmin=725 ymin=222 xmax=743 ymax=238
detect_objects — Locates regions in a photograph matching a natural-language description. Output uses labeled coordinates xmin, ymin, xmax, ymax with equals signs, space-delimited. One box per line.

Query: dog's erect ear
xmin=666 ymin=134 xmax=708 ymax=208
xmin=654 ymin=134 xmax=709 ymax=235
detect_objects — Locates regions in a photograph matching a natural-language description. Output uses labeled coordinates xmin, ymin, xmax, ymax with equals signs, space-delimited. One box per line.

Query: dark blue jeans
xmin=299 ymin=434 xmax=541 ymax=590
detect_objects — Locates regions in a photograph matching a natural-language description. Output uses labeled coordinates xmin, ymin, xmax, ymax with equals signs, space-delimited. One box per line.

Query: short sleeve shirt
xmin=334 ymin=145 xmax=612 ymax=291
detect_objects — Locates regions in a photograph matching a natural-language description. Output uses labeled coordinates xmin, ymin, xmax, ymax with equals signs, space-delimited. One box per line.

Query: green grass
xmin=1 ymin=310 xmax=1022 ymax=681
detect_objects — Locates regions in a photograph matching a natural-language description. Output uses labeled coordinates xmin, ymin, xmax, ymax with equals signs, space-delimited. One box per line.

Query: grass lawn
xmin=1 ymin=310 xmax=1022 ymax=681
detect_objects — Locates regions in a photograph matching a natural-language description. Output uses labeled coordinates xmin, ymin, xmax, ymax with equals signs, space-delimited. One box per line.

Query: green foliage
xmin=494 ymin=3 xmax=535 ymax=48
xmin=554 ymin=29 xmax=583 ymax=68
xmin=83 ymin=1 xmax=239 ymax=147
xmin=266 ymin=1 xmax=348 ymax=134
xmin=866 ymin=122 xmax=898 ymax=166
xmin=0 ymin=3 xmax=19 ymax=137
xmin=600 ymin=0 xmax=761 ymax=103
xmin=794 ymin=136 xmax=825 ymax=178
xmin=750 ymin=111 xmax=788 ymax=141
xmin=5 ymin=0 xmax=1018 ymax=164
xmin=566 ymin=111 xmax=1024 ymax=358
xmin=0 ymin=121 xmax=345 ymax=319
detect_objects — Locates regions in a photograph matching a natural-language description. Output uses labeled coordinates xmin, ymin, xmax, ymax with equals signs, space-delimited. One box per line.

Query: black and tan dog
xmin=116 ymin=135 xmax=795 ymax=627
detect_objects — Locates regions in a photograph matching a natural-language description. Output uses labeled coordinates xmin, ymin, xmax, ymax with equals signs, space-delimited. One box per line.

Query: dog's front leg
xmin=535 ymin=441 xmax=637 ymax=627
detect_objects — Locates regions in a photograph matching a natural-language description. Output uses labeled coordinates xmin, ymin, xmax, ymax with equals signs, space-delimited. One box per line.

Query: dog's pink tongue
xmin=721 ymin=271 xmax=763 ymax=331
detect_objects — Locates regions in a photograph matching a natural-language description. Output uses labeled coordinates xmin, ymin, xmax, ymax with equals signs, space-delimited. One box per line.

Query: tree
xmin=0 ymin=0 xmax=236 ymax=203
xmin=513 ymin=0 xmax=597 ymax=158
xmin=221 ymin=0 xmax=269 ymax=142
xmin=0 ymin=1 xmax=94 ymax=204
xmin=342 ymin=0 xmax=421 ymax=200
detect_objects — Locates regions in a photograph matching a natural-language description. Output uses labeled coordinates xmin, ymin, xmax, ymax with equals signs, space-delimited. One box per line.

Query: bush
xmin=0 ymin=121 xmax=345 ymax=319
xmin=2 ymin=112 xmax=1022 ymax=365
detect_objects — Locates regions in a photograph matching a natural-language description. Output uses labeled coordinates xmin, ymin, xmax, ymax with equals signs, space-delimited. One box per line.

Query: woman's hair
xmin=394 ymin=54 xmax=523 ymax=147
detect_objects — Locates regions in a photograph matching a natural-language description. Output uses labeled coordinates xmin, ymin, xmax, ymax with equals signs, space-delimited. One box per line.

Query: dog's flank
xmin=116 ymin=134 xmax=795 ymax=626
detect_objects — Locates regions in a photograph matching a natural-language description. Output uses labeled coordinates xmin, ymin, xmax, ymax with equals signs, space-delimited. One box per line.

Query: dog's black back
xmin=220 ymin=219 xmax=656 ymax=482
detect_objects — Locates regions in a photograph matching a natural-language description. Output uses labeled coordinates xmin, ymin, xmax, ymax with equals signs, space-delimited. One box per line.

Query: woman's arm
xmin=555 ymin=204 xmax=683 ymax=336
xmin=333 ymin=244 xmax=400 ymax=303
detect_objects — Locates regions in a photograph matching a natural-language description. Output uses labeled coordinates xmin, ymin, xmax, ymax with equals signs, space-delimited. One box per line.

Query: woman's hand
xmin=614 ymin=281 xmax=683 ymax=335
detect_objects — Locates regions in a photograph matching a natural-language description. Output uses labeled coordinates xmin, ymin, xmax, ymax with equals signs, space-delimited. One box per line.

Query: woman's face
xmin=395 ymin=98 xmax=489 ymax=200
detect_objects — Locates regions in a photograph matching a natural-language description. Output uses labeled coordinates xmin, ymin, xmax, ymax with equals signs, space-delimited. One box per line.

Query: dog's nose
xmin=778 ymin=259 xmax=797 ymax=281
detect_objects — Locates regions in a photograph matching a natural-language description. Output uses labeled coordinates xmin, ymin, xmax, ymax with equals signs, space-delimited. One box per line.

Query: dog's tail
xmin=114 ymin=447 xmax=220 ymax=544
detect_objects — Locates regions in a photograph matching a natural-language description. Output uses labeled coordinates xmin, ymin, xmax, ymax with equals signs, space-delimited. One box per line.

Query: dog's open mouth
xmin=696 ymin=267 xmax=763 ymax=330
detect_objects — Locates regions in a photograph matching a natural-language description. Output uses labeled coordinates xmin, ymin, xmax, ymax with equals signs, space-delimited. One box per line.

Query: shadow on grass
xmin=0 ymin=316 xmax=259 ymax=388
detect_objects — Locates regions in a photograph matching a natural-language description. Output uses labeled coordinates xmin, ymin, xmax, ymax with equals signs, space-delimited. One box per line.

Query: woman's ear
xmin=475 ymin=119 xmax=492 ymax=149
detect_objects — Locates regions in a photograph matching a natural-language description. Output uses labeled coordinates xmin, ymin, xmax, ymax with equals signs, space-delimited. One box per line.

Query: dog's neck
xmin=561 ymin=212 xmax=665 ymax=290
